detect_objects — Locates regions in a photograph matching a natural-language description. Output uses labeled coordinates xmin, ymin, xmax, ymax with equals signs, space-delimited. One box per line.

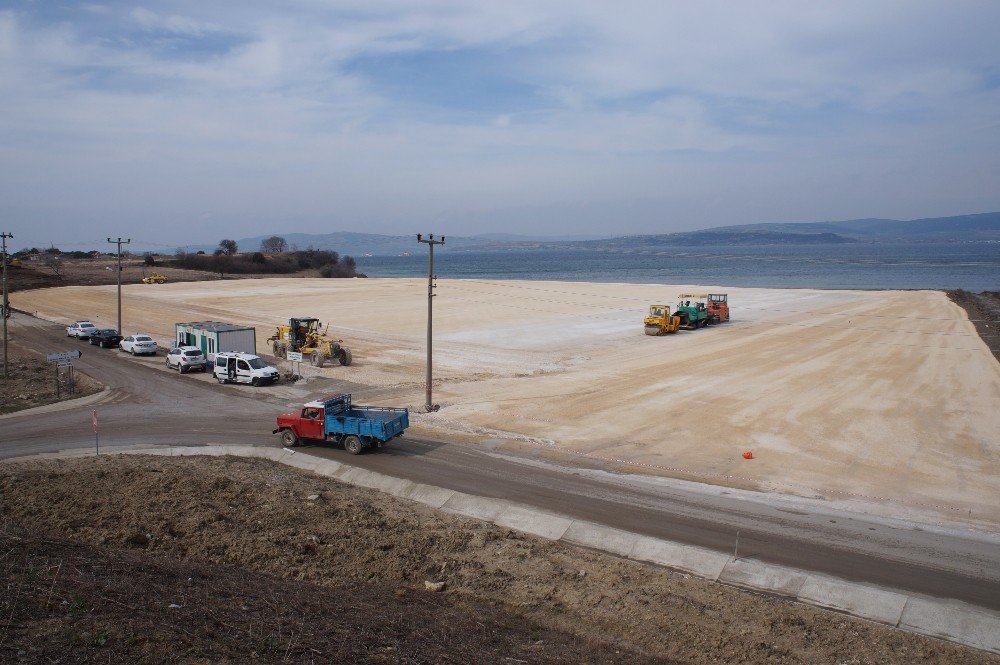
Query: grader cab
xmin=268 ymin=317 xmax=353 ymax=367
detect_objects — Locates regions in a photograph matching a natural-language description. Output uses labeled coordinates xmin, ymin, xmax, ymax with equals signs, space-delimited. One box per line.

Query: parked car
xmin=89 ymin=329 xmax=122 ymax=348
xmin=213 ymin=352 xmax=280 ymax=386
xmin=119 ymin=334 xmax=158 ymax=356
xmin=166 ymin=345 xmax=207 ymax=373
xmin=66 ymin=321 xmax=97 ymax=339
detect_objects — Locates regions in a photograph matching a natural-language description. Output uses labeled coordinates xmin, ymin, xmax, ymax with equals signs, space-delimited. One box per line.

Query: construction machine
xmin=643 ymin=305 xmax=682 ymax=335
xmin=141 ymin=273 xmax=167 ymax=284
xmin=706 ymin=293 xmax=730 ymax=323
xmin=674 ymin=295 xmax=712 ymax=329
xmin=674 ymin=293 xmax=730 ymax=329
xmin=268 ymin=317 xmax=352 ymax=367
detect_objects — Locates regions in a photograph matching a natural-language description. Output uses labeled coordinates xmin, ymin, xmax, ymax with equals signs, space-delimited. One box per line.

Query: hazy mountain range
xmin=195 ymin=212 xmax=999 ymax=257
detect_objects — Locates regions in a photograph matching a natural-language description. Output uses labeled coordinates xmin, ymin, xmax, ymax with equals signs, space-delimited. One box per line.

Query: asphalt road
xmin=2 ymin=313 xmax=998 ymax=611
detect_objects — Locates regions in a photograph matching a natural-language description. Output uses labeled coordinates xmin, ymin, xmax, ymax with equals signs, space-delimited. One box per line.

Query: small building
xmin=175 ymin=321 xmax=256 ymax=362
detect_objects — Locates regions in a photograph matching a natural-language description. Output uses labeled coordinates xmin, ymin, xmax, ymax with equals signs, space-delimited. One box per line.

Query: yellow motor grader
xmin=268 ymin=317 xmax=352 ymax=367
xmin=141 ymin=273 xmax=167 ymax=284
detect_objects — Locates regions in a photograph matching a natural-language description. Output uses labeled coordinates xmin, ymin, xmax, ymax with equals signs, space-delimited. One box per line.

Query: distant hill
xmin=707 ymin=212 xmax=1000 ymax=242
xmin=193 ymin=212 xmax=999 ymax=256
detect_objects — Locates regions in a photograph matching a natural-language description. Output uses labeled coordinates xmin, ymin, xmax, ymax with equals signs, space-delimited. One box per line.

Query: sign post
xmin=47 ymin=350 xmax=82 ymax=398
xmin=287 ymin=351 xmax=302 ymax=378
xmin=92 ymin=410 xmax=99 ymax=456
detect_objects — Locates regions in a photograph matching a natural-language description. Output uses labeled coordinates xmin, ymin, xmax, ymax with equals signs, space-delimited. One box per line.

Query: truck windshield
xmin=247 ymin=358 xmax=268 ymax=369
xmin=650 ymin=307 xmax=664 ymax=317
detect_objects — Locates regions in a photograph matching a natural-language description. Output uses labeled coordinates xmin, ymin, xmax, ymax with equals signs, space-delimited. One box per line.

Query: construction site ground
xmin=1 ymin=455 xmax=993 ymax=664
xmin=11 ymin=278 xmax=1000 ymax=529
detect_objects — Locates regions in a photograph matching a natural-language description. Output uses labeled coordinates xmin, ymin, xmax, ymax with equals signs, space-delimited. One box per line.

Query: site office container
xmin=174 ymin=322 xmax=256 ymax=366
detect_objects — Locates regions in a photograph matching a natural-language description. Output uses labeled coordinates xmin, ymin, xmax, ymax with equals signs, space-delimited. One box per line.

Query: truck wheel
xmin=251 ymin=377 xmax=260 ymax=387
xmin=280 ymin=429 xmax=299 ymax=447
xmin=311 ymin=351 xmax=325 ymax=368
xmin=337 ymin=348 xmax=352 ymax=366
xmin=344 ymin=435 xmax=363 ymax=455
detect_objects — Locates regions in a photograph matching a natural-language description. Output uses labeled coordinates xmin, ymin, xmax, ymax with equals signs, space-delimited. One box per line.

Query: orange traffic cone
xmin=742 ymin=451 xmax=753 ymax=460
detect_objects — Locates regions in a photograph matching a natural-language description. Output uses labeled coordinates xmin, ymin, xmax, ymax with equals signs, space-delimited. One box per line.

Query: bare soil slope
xmin=13 ymin=279 xmax=1000 ymax=525
xmin=1 ymin=455 xmax=991 ymax=664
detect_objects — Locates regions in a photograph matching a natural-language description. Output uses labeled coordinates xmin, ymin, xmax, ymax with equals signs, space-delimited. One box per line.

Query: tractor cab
xmin=706 ymin=294 xmax=730 ymax=323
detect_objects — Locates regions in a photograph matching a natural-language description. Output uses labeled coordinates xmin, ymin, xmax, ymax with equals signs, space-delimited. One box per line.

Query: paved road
xmin=2 ymin=313 xmax=999 ymax=611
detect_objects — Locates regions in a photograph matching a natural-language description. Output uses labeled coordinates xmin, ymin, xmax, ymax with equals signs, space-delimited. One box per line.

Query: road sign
xmin=286 ymin=351 xmax=303 ymax=362
xmin=47 ymin=350 xmax=82 ymax=362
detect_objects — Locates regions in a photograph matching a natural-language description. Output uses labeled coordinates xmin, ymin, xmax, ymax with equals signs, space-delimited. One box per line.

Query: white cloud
xmin=0 ymin=1 xmax=998 ymax=245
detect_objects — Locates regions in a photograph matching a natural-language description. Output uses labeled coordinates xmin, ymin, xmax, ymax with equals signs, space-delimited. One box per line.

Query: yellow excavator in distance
xmin=141 ymin=273 xmax=167 ymax=284
xmin=643 ymin=305 xmax=681 ymax=335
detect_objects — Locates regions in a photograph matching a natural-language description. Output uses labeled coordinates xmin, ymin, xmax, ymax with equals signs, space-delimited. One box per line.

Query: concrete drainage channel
xmin=5 ymin=444 xmax=999 ymax=656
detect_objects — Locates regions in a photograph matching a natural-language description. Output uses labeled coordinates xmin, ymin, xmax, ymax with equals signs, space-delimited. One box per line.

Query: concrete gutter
xmin=3 ymin=443 xmax=998 ymax=656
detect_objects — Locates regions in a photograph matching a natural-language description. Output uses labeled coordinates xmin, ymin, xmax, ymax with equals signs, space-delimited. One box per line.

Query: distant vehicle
xmin=213 ymin=352 xmax=279 ymax=386
xmin=273 ymin=393 xmax=408 ymax=454
xmin=88 ymin=328 xmax=122 ymax=348
xmin=119 ymin=334 xmax=158 ymax=355
xmin=66 ymin=321 xmax=97 ymax=339
xmin=166 ymin=345 xmax=207 ymax=373
xmin=142 ymin=273 xmax=167 ymax=284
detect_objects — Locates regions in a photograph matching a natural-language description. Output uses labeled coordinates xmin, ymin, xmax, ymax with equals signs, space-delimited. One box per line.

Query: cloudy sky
xmin=1 ymin=1 xmax=998 ymax=250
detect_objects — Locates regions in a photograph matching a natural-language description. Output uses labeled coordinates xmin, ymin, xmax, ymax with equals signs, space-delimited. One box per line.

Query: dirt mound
xmin=0 ymin=350 xmax=101 ymax=414
xmin=948 ymin=290 xmax=1000 ymax=363
xmin=0 ymin=456 xmax=993 ymax=664
xmin=0 ymin=528 xmax=637 ymax=664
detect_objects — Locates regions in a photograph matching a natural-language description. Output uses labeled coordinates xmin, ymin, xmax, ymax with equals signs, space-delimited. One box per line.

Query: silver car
xmin=166 ymin=345 xmax=207 ymax=373
xmin=119 ymin=334 xmax=158 ymax=356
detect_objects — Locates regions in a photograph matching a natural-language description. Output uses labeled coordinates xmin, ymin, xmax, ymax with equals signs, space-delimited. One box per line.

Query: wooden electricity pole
xmin=1 ymin=232 xmax=11 ymax=379
xmin=107 ymin=237 xmax=130 ymax=334
xmin=416 ymin=233 xmax=444 ymax=412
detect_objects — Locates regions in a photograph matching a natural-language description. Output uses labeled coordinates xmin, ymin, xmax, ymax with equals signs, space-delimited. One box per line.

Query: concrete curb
xmin=0 ymin=387 xmax=113 ymax=421
xmin=2 ymin=444 xmax=998 ymax=656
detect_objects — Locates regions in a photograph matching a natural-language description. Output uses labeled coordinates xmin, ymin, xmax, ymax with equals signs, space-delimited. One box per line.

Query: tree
xmin=143 ymin=252 xmax=156 ymax=266
xmin=218 ymin=239 xmax=238 ymax=256
xmin=41 ymin=253 xmax=64 ymax=279
xmin=260 ymin=236 xmax=288 ymax=253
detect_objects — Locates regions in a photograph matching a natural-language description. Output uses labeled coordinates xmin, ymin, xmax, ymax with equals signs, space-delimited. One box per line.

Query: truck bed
xmin=324 ymin=406 xmax=409 ymax=442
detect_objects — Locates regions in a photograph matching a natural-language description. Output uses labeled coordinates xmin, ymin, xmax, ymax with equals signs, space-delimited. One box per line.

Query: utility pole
xmin=416 ymin=233 xmax=444 ymax=412
xmin=1 ymin=232 xmax=12 ymax=379
xmin=107 ymin=237 xmax=130 ymax=334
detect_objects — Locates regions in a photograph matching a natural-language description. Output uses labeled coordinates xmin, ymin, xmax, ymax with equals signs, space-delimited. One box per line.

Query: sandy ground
xmin=13 ymin=278 xmax=1000 ymax=526
xmin=2 ymin=455 xmax=993 ymax=664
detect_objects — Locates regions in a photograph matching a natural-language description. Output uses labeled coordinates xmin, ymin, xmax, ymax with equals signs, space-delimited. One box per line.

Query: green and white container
xmin=175 ymin=321 xmax=256 ymax=364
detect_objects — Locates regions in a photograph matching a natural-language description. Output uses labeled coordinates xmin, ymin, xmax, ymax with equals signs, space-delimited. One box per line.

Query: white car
xmin=213 ymin=352 xmax=280 ymax=386
xmin=166 ymin=345 xmax=207 ymax=373
xmin=119 ymin=334 xmax=158 ymax=356
xmin=66 ymin=321 xmax=97 ymax=338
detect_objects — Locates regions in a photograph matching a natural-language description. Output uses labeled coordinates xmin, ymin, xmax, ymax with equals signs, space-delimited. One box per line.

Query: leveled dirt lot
xmin=1 ymin=455 xmax=992 ymax=664
xmin=13 ymin=279 xmax=1000 ymax=527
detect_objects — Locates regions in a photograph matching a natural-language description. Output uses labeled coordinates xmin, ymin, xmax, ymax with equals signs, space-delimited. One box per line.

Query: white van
xmin=213 ymin=352 xmax=280 ymax=386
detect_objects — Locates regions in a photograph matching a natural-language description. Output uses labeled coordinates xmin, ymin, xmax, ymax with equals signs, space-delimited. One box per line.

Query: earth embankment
xmin=1 ymin=455 xmax=992 ymax=664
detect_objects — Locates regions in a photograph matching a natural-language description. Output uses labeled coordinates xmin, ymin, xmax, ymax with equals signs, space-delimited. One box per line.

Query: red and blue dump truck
xmin=274 ymin=393 xmax=409 ymax=454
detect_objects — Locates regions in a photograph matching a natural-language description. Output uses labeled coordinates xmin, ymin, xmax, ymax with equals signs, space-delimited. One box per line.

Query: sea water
xmin=355 ymin=242 xmax=1000 ymax=291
